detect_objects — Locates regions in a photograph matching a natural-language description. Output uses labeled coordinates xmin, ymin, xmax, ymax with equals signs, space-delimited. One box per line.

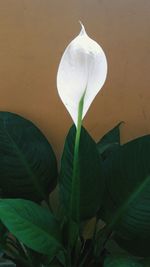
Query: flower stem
xmin=70 ymin=92 xmax=85 ymax=222
xmin=67 ymin=93 xmax=85 ymax=267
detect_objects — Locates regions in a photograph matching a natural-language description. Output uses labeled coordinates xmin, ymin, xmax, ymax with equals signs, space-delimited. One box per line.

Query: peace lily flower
xmin=57 ymin=23 xmax=107 ymax=126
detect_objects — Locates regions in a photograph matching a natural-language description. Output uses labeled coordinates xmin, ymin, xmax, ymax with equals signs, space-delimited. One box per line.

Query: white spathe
xmin=57 ymin=23 xmax=107 ymax=126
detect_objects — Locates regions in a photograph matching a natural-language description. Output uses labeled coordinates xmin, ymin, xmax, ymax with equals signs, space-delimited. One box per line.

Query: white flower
xmin=57 ymin=22 xmax=107 ymax=126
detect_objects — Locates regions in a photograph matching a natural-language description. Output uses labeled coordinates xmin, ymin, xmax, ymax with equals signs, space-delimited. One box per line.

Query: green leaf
xmin=0 ymin=112 xmax=57 ymax=202
xmin=104 ymin=255 xmax=142 ymax=267
xmin=59 ymin=125 xmax=104 ymax=220
xmin=100 ymin=135 xmax=150 ymax=256
xmin=0 ymin=199 xmax=63 ymax=256
xmin=97 ymin=122 xmax=122 ymax=160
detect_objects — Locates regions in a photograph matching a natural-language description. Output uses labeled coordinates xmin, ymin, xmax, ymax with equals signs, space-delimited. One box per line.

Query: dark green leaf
xmin=104 ymin=255 xmax=142 ymax=267
xmin=59 ymin=125 xmax=104 ymax=220
xmin=0 ymin=199 xmax=63 ymax=257
xmin=97 ymin=122 xmax=122 ymax=160
xmin=100 ymin=135 xmax=150 ymax=256
xmin=0 ymin=112 xmax=57 ymax=202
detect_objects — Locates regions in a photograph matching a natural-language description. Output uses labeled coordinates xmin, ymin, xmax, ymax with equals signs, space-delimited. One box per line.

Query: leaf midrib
xmin=0 ymin=202 xmax=61 ymax=249
xmin=2 ymin=124 xmax=47 ymax=202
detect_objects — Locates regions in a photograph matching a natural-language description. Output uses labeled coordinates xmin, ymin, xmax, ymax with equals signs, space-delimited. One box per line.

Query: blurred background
xmin=0 ymin=0 xmax=149 ymax=159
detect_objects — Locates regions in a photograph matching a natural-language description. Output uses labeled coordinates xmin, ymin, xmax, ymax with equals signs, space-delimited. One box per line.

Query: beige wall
xmin=0 ymin=0 xmax=150 ymax=158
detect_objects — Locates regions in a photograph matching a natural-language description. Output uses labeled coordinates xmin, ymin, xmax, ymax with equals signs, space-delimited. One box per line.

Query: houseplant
xmin=0 ymin=24 xmax=149 ymax=267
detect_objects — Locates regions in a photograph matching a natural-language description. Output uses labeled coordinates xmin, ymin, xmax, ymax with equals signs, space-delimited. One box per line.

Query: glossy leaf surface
xmin=0 ymin=199 xmax=63 ymax=256
xmin=0 ymin=112 xmax=57 ymax=202
xmin=59 ymin=125 xmax=104 ymax=220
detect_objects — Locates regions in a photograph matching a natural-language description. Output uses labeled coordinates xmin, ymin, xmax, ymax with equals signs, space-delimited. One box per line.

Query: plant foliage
xmin=0 ymin=113 xmax=149 ymax=267
xmin=0 ymin=112 xmax=57 ymax=203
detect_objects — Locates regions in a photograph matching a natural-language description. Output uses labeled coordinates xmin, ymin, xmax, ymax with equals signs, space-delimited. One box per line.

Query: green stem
xmin=70 ymin=93 xmax=85 ymax=221
xmin=67 ymin=93 xmax=85 ymax=267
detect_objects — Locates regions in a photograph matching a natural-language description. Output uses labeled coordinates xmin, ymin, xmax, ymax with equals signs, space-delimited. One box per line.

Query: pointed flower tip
xmin=79 ymin=21 xmax=86 ymax=36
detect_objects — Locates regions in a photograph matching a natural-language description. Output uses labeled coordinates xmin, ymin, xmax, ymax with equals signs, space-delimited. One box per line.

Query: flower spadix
xmin=57 ymin=23 xmax=107 ymax=126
